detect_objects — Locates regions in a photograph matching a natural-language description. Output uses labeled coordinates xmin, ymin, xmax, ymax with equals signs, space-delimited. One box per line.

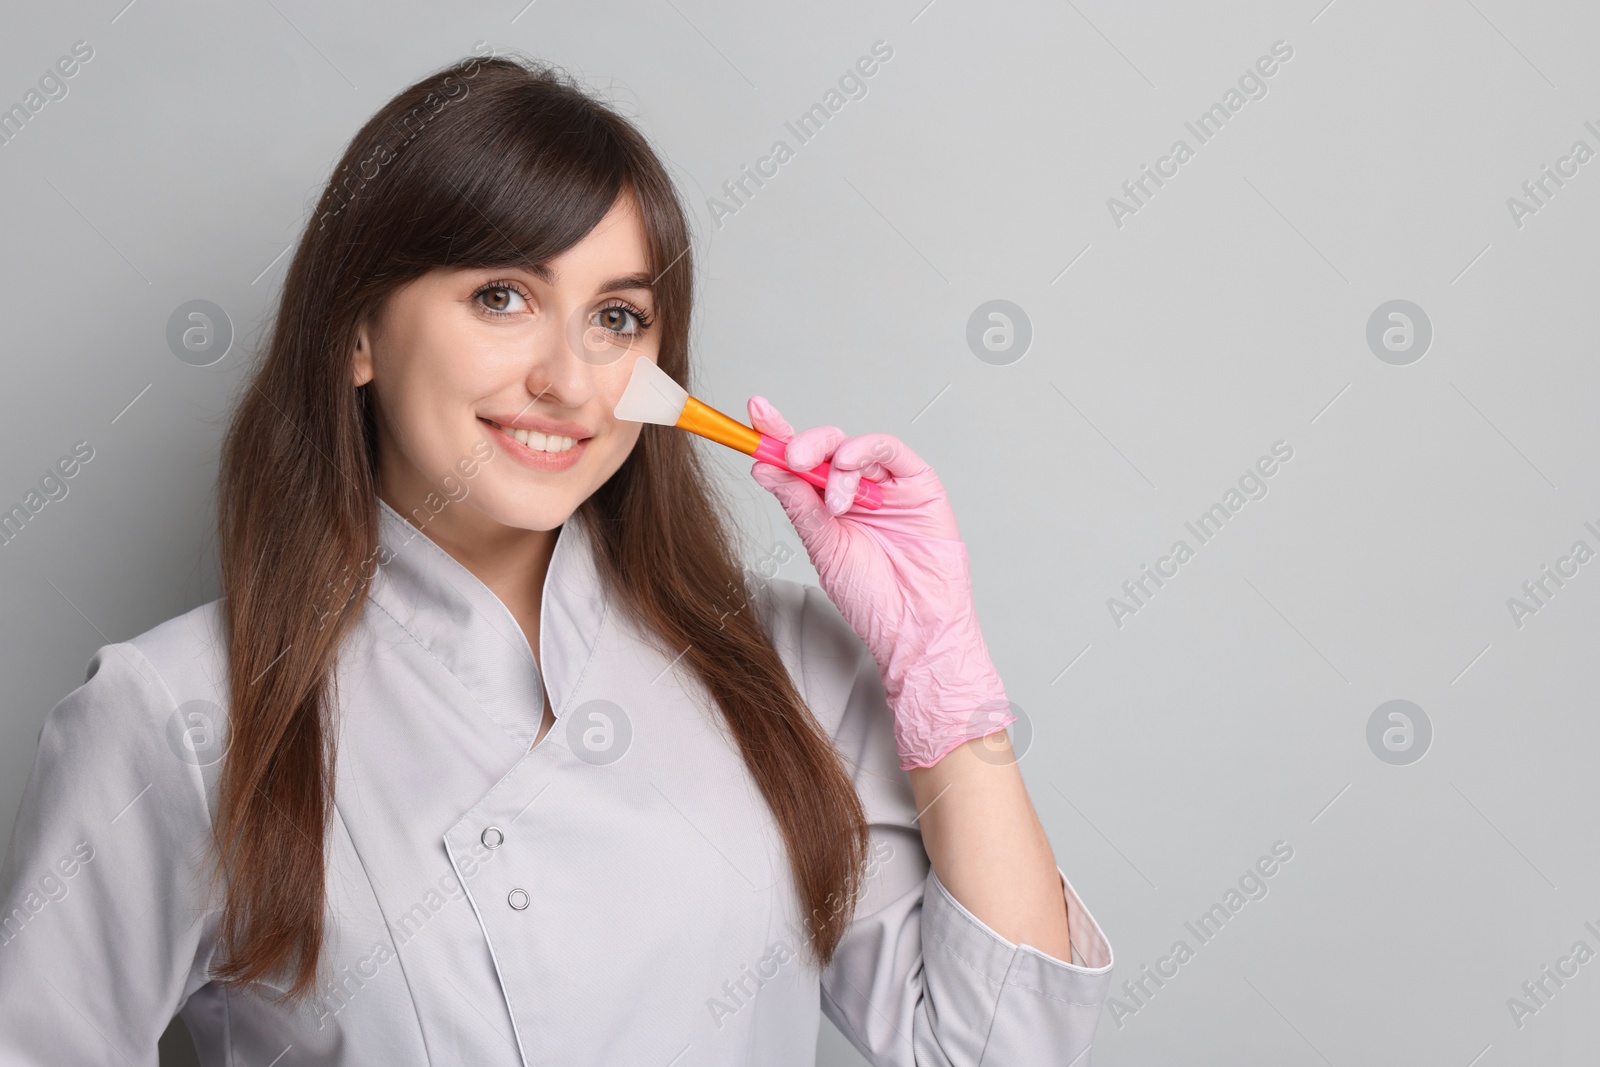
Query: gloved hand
xmin=747 ymin=396 xmax=1015 ymax=770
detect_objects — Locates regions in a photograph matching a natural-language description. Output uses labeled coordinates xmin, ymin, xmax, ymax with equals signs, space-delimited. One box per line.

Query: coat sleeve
xmin=0 ymin=641 xmax=218 ymax=1066
xmin=779 ymin=581 xmax=1115 ymax=1067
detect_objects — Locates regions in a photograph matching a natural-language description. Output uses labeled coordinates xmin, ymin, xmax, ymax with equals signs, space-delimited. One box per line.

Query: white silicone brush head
xmin=613 ymin=357 xmax=688 ymax=425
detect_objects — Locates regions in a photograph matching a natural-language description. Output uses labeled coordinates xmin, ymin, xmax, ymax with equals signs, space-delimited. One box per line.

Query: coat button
xmin=481 ymin=826 xmax=504 ymax=849
xmin=508 ymin=888 xmax=529 ymax=910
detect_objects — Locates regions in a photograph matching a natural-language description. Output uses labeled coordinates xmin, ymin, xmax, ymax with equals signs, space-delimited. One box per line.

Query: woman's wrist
xmin=889 ymin=649 xmax=1013 ymax=770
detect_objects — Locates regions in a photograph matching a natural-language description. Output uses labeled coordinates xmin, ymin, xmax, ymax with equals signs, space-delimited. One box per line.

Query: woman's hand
xmin=747 ymin=396 xmax=1015 ymax=770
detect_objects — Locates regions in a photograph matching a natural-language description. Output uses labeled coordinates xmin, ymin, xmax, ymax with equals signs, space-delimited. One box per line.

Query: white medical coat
xmin=0 ymin=498 xmax=1113 ymax=1065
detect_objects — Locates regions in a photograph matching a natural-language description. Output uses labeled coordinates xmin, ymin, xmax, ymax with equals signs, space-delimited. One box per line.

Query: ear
xmin=352 ymin=321 xmax=374 ymax=387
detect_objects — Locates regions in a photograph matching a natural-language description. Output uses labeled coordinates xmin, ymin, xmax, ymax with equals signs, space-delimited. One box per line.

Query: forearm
xmin=907 ymin=732 xmax=1073 ymax=961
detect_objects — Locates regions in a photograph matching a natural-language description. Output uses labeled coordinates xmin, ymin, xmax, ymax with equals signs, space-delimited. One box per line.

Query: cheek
xmin=595 ymin=353 xmax=651 ymax=410
xmin=585 ymin=417 xmax=643 ymax=488
xmin=594 ymin=418 xmax=642 ymax=468
xmin=372 ymin=354 xmax=484 ymax=473
xmin=377 ymin=370 xmax=447 ymax=442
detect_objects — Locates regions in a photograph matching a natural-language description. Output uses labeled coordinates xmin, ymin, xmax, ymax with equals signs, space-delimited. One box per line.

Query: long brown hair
xmin=211 ymin=53 xmax=870 ymax=1001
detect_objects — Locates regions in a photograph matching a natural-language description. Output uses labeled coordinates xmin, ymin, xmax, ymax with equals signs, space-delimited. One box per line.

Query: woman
xmin=0 ymin=54 xmax=1112 ymax=1065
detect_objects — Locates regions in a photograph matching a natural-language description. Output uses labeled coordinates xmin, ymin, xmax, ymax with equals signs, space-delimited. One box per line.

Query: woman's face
xmin=353 ymin=193 xmax=658 ymax=538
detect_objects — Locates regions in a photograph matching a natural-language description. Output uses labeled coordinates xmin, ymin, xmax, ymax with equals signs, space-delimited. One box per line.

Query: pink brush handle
xmin=753 ymin=433 xmax=885 ymax=511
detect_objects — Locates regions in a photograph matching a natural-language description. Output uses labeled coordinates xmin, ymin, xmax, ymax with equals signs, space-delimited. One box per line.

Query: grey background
xmin=2 ymin=0 xmax=1595 ymax=1064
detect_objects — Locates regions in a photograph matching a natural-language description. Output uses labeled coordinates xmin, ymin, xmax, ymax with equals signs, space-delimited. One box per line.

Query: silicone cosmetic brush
xmin=613 ymin=358 xmax=885 ymax=510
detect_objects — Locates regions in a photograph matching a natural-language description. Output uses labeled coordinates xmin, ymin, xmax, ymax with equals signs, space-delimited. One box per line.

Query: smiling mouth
xmin=479 ymin=418 xmax=584 ymax=454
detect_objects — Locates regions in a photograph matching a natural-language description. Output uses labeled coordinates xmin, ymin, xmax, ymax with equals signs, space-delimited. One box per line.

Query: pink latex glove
xmin=747 ymin=396 xmax=1016 ymax=770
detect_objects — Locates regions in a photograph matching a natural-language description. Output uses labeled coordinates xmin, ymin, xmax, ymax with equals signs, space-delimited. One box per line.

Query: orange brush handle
xmin=673 ymin=396 xmax=885 ymax=510
xmin=675 ymin=396 xmax=761 ymax=454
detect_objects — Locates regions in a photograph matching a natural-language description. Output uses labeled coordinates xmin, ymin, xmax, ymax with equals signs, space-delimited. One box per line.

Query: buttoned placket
xmin=365 ymin=499 xmax=612 ymax=1066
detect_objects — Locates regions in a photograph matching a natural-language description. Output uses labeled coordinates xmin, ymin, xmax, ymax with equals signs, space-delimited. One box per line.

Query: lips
xmin=479 ymin=417 xmax=588 ymax=472
xmin=479 ymin=410 xmax=592 ymax=434
xmin=480 ymin=417 xmax=580 ymax=454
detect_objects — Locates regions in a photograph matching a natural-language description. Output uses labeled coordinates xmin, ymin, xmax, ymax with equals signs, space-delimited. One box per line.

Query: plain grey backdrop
xmin=3 ymin=1 xmax=1597 ymax=1064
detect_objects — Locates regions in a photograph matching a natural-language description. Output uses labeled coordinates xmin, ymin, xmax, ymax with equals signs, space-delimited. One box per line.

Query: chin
xmin=483 ymin=495 xmax=583 ymax=533
xmin=492 ymin=502 xmax=582 ymax=534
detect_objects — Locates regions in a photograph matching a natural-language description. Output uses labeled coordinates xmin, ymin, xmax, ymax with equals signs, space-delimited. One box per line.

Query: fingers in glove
xmin=750 ymin=461 xmax=837 ymax=545
xmin=783 ymin=424 xmax=847 ymax=472
xmin=747 ymin=395 xmax=795 ymax=440
xmin=831 ymin=433 xmax=928 ymax=481
xmin=823 ymin=461 xmax=863 ymax=516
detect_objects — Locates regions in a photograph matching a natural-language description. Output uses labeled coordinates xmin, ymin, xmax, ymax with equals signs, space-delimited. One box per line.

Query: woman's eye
xmin=593 ymin=304 xmax=646 ymax=335
xmin=476 ymin=285 xmax=528 ymax=315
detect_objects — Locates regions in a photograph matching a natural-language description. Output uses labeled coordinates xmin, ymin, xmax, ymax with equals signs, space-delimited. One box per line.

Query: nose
xmin=523 ymin=304 xmax=601 ymax=409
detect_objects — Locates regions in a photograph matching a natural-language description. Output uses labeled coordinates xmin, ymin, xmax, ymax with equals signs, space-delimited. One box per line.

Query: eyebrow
xmin=598 ymin=272 xmax=655 ymax=293
xmin=519 ymin=264 xmax=654 ymax=294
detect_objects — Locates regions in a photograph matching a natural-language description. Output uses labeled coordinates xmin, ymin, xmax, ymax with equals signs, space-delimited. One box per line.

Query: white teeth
xmin=493 ymin=422 xmax=579 ymax=453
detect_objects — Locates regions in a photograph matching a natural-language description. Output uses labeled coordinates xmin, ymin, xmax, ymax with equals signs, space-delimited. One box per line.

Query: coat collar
xmin=366 ymin=496 xmax=609 ymax=751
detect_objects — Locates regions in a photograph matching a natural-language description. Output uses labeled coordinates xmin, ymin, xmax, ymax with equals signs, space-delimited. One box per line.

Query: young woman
xmin=0 ymin=54 xmax=1112 ymax=1065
